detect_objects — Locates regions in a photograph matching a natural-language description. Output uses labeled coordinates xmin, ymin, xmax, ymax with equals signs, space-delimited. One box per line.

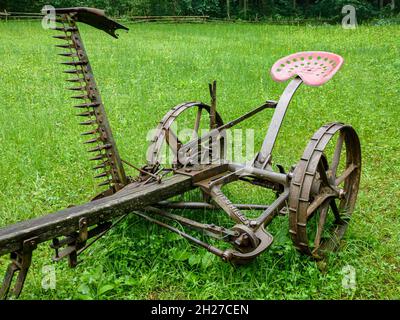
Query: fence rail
xmin=0 ymin=11 xmax=42 ymax=20
xmin=128 ymin=15 xmax=209 ymax=22
xmin=0 ymin=11 xmax=209 ymax=23
xmin=1 ymin=11 xmax=398 ymax=25
xmin=0 ymin=12 xmax=331 ymax=24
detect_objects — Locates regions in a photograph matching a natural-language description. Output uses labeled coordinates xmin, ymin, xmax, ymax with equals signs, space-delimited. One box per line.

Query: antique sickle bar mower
xmin=0 ymin=7 xmax=361 ymax=299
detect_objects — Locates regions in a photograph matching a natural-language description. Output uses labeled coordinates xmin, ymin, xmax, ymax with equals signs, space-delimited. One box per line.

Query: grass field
xmin=0 ymin=21 xmax=399 ymax=300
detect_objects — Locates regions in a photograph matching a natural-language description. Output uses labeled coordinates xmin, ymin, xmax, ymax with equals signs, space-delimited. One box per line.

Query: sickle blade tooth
xmin=64 ymin=70 xmax=83 ymax=75
xmin=53 ymin=35 xmax=72 ymax=40
xmin=73 ymin=104 xmax=90 ymax=108
xmin=80 ymin=120 xmax=97 ymax=126
xmin=68 ymin=86 xmax=86 ymax=91
xmin=62 ymin=61 xmax=88 ymax=66
xmin=50 ymin=26 xmax=67 ymax=31
xmin=85 ymin=138 xmax=99 ymax=144
xmin=66 ymin=78 xmax=85 ymax=83
xmin=71 ymin=94 xmax=89 ymax=100
xmin=58 ymin=53 xmax=77 ymax=57
xmin=95 ymin=172 xmax=109 ymax=179
xmin=98 ymin=180 xmax=111 ymax=187
xmin=56 ymin=44 xmax=74 ymax=49
xmin=51 ymin=26 xmax=78 ymax=32
xmin=90 ymin=154 xmax=106 ymax=161
xmin=86 ymin=102 xmax=101 ymax=107
xmin=88 ymin=146 xmax=101 ymax=153
xmin=88 ymin=144 xmax=112 ymax=153
xmin=77 ymin=111 xmax=95 ymax=117
xmin=81 ymin=129 xmax=98 ymax=136
xmin=73 ymin=102 xmax=100 ymax=108
xmin=93 ymin=162 xmax=107 ymax=170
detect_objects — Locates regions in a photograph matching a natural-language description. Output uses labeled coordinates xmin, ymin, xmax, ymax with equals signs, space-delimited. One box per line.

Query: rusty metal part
xmin=135 ymin=206 xmax=274 ymax=265
xmin=51 ymin=217 xmax=88 ymax=267
xmin=147 ymin=102 xmax=224 ymax=169
xmin=209 ymin=185 xmax=250 ymax=225
xmin=228 ymin=163 xmax=288 ymax=186
xmin=132 ymin=211 xmax=227 ymax=259
xmin=223 ymin=226 xmax=274 ymax=264
xmin=209 ymin=81 xmax=218 ymax=130
xmin=178 ymin=101 xmax=277 ymax=165
xmin=0 ymin=238 xmax=37 ymax=300
xmin=121 ymin=159 xmax=161 ymax=183
xmin=54 ymin=7 xmax=128 ymax=38
xmin=231 ymin=225 xmax=259 ymax=253
xmin=156 ymin=201 xmax=269 ymax=211
xmin=289 ymin=123 xmax=361 ymax=258
xmin=53 ymin=13 xmax=128 ymax=193
xmin=254 ymin=77 xmax=303 ymax=169
xmin=144 ymin=206 xmax=238 ymax=240
xmin=254 ymin=188 xmax=290 ymax=228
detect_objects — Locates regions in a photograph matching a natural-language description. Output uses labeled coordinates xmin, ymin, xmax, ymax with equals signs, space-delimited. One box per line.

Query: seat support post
xmin=254 ymin=77 xmax=303 ymax=169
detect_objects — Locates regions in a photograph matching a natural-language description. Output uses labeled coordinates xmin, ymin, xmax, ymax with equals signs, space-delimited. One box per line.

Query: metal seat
xmin=270 ymin=51 xmax=344 ymax=87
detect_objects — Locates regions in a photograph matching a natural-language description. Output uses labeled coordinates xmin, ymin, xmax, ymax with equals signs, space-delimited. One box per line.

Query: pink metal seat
xmin=270 ymin=51 xmax=344 ymax=87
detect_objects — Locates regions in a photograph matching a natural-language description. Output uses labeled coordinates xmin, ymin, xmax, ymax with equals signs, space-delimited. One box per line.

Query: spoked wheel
xmin=147 ymin=102 xmax=224 ymax=170
xmin=289 ymin=123 xmax=361 ymax=259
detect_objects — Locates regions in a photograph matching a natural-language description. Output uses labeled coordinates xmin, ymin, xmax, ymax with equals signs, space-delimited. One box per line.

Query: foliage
xmin=0 ymin=0 xmax=399 ymax=22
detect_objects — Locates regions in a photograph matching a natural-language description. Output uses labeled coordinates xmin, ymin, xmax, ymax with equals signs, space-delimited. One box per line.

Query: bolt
xmin=249 ymin=220 xmax=257 ymax=227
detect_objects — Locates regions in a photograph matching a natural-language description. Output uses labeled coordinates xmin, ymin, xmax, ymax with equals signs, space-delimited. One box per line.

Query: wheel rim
xmin=289 ymin=123 xmax=361 ymax=258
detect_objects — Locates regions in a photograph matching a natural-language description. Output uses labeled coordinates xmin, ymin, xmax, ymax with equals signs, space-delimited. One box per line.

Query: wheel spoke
xmin=317 ymin=160 xmax=331 ymax=187
xmin=192 ymin=107 xmax=202 ymax=141
xmin=313 ymin=201 xmax=329 ymax=250
xmin=330 ymin=199 xmax=343 ymax=223
xmin=335 ymin=163 xmax=358 ymax=186
xmin=307 ymin=191 xmax=336 ymax=219
xmin=165 ymin=128 xmax=182 ymax=155
xmin=331 ymin=132 xmax=344 ymax=179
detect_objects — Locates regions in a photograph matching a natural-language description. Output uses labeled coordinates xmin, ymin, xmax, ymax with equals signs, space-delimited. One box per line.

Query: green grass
xmin=0 ymin=21 xmax=399 ymax=300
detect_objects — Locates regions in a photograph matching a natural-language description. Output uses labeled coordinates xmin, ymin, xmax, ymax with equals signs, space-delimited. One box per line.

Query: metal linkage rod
xmin=157 ymin=201 xmax=269 ymax=211
xmin=228 ymin=163 xmax=289 ymax=186
xmin=132 ymin=211 xmax=226 ymax=259
xmin=178 ymin=101 xmax=277 ymax=161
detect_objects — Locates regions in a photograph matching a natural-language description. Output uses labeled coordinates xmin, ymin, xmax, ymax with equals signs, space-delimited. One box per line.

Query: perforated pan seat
xmin=270 ymin=51 xmax=344 ymax=87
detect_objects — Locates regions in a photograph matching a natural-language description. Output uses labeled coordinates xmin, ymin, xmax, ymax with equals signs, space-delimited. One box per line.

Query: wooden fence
xmin=128 ymin=15 xmax=209 ymax=23
xmin=0 ymin=12 xmax=209 ymax=23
